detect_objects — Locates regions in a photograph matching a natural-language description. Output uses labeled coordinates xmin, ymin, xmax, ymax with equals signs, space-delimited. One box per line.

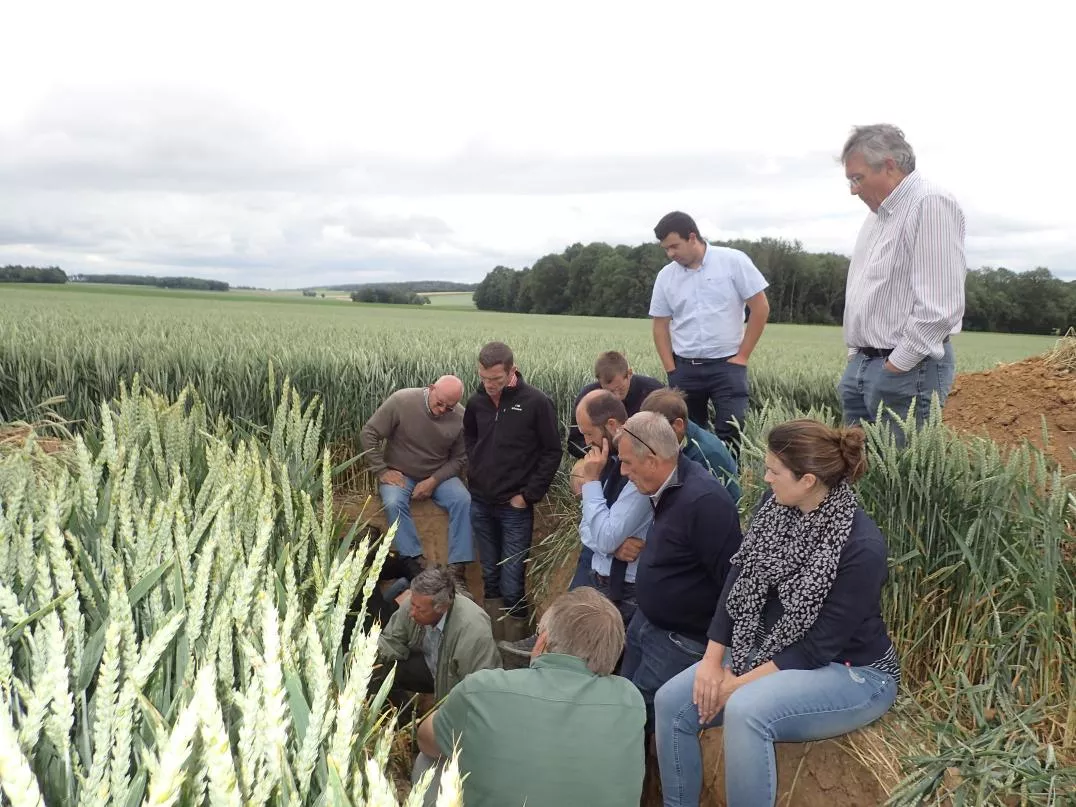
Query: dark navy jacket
xmin=634 ymin=454 xmax=743 ymax=640
xmin=463 ymin=372 xmax=562 ymax=505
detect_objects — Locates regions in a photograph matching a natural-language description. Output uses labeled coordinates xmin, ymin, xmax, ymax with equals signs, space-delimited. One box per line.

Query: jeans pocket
xmin=878 ymin=361 xmax=924 ymax=396
xmin=668 ymin=632 xmax=706 ymax=660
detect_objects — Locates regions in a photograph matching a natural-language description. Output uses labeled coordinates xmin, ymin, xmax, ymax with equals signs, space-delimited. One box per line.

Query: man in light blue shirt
xmin=574 ymin=389 xmax=653 ymax=627
xmin=649 ymin=211 xmax=770 ymax=455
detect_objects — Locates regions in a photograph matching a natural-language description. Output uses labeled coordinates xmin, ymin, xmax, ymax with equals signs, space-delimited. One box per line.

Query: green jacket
xmin=377 ymin=595 xmax=502 ymax=700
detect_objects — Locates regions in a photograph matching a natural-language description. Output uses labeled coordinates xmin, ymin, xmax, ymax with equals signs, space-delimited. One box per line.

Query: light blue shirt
xmin=422 ymin=611 xmax=447 ymax=677
xmin=579 ymin=479 xmax=653 ymax=583
xmin=649 ymin=244 xmax=769 ymax=359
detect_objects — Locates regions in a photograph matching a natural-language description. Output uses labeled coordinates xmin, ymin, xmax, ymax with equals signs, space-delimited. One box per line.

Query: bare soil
xmin=0 ymin=425 xmax=69 ymax=456
xmin=335 ymin=491 xmax=567 ymax=611
xmin=943 ymin=357 xmax=1076 ymax=474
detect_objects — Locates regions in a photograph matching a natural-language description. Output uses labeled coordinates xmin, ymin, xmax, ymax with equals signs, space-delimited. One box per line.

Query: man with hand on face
xmin=566 ymin=350 xmax=664 ymax=459
xmin=464 ymin=341 xmax=562 ymax=644
xmin=360 ymin=375 xmax=472 ymax=591
xmin=649 ymin=211 xmax=770 ymax=456
xmin=839 ymin=124 xmax=966 ymax=442
xmin=500 ymin=390 xmax=654 ymax=666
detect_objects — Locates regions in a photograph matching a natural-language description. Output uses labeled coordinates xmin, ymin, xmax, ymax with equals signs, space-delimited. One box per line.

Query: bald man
xmin=360 ymin=376 xmax=473 ymax=592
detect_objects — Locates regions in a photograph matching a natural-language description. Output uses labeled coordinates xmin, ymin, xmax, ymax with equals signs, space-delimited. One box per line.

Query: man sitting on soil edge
xmin=360 ymin=375 xmax=473 ymax=592
xmin=415 ymin=586 xmax=646 ymax=807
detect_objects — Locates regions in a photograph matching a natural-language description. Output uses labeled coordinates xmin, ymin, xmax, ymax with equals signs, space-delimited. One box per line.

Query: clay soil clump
xmin=944 ymin=356 xmax=1076 ymax=474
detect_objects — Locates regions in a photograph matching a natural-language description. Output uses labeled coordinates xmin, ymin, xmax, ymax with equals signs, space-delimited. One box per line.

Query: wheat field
xmin=0 ymin=283 xmax=1073 ymax=805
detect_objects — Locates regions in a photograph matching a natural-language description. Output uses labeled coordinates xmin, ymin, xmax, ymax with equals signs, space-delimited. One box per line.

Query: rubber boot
xmin=502 ymin=614 xmax=531 ymax=644
xmin=498 ymin=633 xmax=537 ymax=670
xmin=483 ymin=597 xmax=505 ymax=643
xmin=448 ymin=563 xmax=473 ymax=600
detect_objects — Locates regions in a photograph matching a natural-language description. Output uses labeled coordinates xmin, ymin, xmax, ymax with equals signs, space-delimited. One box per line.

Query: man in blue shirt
xmin=640 ymin=387 xmax=741 ymax=504
xmin=649 ymin=211 xmax=770 ymax=456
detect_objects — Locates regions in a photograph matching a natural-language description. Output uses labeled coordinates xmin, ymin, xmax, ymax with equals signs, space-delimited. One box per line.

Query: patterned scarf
xmin=725 ymin=481 xmax=858 ymax=675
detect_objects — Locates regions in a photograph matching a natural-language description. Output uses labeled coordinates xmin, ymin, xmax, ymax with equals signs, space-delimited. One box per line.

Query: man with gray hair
xmin=375 ymin=566 xmax=501 ymax=710
xmin=839 ymin=124 xmax=966 ymax=440
xmin=360 ymin=375 xmax=473 ymax=591
xmin=615 ymin=411 xmax=742 ymax=730
xmin=416 ymin=586 xmax=646 ymax=807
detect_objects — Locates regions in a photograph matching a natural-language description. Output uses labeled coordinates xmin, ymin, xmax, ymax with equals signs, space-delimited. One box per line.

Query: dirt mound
xmin=640 ymin=725 xmax=891 ymax=806
xmin=944 ymin=356 xmax=1076 ymax=474
xmin=0 ymin=425 xmax=69 ymax=456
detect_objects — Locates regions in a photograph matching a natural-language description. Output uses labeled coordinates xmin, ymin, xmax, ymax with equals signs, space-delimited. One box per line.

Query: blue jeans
xmin=668 ymin=357 xmax=748 ymax=454
xmin=379 ymin=476 xmax=474 ymax=564
xmin=470 ymin=499 xmax=533 ymax=615
xmin=839 ymin=342 xmax=956 ymax=446
xmin=620 ymin=610 xmax=708 ymax=732
xmin=654 ymin=660 xmax=897 ymax=807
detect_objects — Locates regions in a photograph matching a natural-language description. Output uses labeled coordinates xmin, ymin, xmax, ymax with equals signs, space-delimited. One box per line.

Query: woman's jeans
xmin=654 ymin=661 xmax=897 ymax=807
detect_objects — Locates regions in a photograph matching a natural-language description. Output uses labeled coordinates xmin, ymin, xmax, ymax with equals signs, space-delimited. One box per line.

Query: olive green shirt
xmin=433 ymin=653 xmax=646 ymax=807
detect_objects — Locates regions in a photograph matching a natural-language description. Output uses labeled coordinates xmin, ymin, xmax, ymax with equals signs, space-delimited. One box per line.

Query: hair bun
xmin=837 ymin=427 xmax=868 ymax=483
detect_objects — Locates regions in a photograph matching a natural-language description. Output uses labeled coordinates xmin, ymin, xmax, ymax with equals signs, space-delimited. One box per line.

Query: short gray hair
xmin=539 ymin=587 xmax=624 ymax=675
xmin=841 ymin=124 xmax=916 ymax=173
xmin=411 ymin=567 xmax=454 ymax=610
xmin=618 ymin=411 xmax=680 ymax=460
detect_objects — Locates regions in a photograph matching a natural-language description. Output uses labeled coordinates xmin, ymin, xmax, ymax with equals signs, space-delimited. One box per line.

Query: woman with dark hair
xmin=653 ymin=419 xmax=900 ymax=807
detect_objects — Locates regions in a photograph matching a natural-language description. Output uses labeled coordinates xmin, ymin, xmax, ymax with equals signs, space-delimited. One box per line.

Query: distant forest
xmin=350 ymin=287 xmax=431 ymax=305
xmin=322 ymin=280 xmax=477 ymax=293
xmin=472 ymin=238 xmax=1076 ymax=336
xmin=0 ymin=266 xmax=229 ymax=291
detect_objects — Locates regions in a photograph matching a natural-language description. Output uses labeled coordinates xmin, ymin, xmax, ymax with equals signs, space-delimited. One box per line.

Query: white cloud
xmin=0 ymin=0 xmax=1072 ymax=285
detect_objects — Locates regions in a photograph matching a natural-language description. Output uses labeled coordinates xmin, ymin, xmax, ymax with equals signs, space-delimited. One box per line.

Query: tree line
xmin=350 ymin=287 xmax=431 ymax=305
xmin=328 ymin=280 xmax=477 ymax=293
xmin=1 ymin=265 xmax=67 ymax=283
xmin=72 ymin=273 xmax=230 ymax=291
xmin=473 ymin=238 xmax=1076 ymax=335
xmin=1 ymin=266 xmax=231 ymax=291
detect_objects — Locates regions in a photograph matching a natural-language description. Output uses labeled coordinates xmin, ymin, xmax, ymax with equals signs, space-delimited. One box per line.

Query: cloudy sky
xmin=2 ymin=1 xmax=1072 ymax=288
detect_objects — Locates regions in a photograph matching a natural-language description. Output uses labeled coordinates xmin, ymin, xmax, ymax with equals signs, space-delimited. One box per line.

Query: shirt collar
xmin=878 ymin=170 xmax=921 ymax=219
xmin=530 ymin=653 xmax=597 ymax=676
xmin=432 ymin=610 xmax=447 ymax=632
xmin=649 ymin=465 xmax=679 ymax=507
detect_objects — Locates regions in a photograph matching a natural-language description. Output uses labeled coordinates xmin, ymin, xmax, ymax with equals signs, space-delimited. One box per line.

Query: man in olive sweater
xmin=360 ymin=376 xmax=472 ymax=590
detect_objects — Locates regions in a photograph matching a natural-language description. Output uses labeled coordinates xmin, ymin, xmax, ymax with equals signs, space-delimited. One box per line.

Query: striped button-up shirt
xmin=843 ymin=171 xmax=967 ymax=371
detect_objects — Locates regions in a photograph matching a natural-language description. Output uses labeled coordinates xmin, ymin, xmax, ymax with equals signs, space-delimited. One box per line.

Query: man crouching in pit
xmin=414 ymin=587 xmax=646 ymax=807
xmin=372 ymin=567 xmax=501 ymax=720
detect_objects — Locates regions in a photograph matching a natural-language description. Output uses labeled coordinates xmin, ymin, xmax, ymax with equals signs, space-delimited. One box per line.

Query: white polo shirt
xmin=648 ymin=245 xmax=769 ymax=359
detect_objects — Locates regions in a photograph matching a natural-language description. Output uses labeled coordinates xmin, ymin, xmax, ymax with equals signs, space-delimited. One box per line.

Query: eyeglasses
xmin=616 ymin=425 xmax=656 ymax=457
